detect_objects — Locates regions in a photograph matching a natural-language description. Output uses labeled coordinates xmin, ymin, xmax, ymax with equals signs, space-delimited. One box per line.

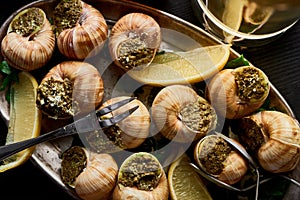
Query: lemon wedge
xmin=243 ymin=2 xmax=274 ymax=33
xmin=0 ymin=72 xmax=42 ymax=172
xmin=168 ymin=154 xmax=212 ymax=200
xmin=222 ymin=0 xmax=246 ymax=43
xmin=127 ymin=44 xmax=230 ymax=86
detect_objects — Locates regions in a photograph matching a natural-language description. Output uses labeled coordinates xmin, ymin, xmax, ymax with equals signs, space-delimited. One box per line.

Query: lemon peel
xmin=0 ymin=72 xmax=42 ymax=172
xmin=127 ymin=44 xmax=230 ymax=86
xmin=222 ymin=0 xmax=246 ymax=43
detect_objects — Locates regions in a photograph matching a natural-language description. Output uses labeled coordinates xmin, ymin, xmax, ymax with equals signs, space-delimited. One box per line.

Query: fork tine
xmin=98 ymin=105 xmax=139 ymax=128
xmin=96 ymin=97 xmax=136 ymax=116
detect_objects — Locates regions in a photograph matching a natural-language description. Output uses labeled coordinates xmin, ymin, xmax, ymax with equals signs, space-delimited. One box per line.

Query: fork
xmin=0 ymin=97 xmax=138 ymax=162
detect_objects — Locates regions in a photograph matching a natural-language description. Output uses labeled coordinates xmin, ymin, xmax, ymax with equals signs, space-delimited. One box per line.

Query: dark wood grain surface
xmin=0 ymin=0 xmax=299 ymax=199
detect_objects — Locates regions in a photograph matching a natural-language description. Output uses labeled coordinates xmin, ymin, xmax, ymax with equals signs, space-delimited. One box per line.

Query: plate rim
xmin=0 ymin=0 xmax=297 ymax=199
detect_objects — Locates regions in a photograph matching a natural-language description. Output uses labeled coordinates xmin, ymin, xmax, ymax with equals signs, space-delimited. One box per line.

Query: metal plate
xmin=0 ymin=0 xmax=299 ymax=199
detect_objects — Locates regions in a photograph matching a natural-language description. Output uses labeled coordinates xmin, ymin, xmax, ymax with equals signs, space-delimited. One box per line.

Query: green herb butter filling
xmin=118 ymin=37 xmax=155 ymax=70
xmin=119 ymin=153 xmax=161 ymax=191
xmin=180 ymin=97 xmax=216 ymax=133
xmin=60 ymin=146 xmax=87 ymax=188
xmin=36 ymin=77 xmax=76 ymax=119
xmin=10 ymin=7 xmax=44 ymax=37
xmin=234 ymin=67 xmax=269 ymax=102
xmin=53 ymin=0 xmax=82 ymax=36
xmin=199 ymin=136 xmax=231 ymax=175
xmin=238 ymin=117 xmax=265 ymax=154
xmin=83 ymin=125 xmax=126 ymax=153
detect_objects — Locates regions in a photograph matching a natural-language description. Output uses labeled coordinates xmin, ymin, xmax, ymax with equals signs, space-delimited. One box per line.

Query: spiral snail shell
xmin=194 ymin=134 xmax=248 ymax=185
xmin=83 ymin=96 xmax=151 ymax=153
xmin=53 ymin=0 xmax=108 ymax=59
xmin=36 ymin=61 xmax=104 ymax=119
xmin=112 ymin=152 xmax=169 ymax=200
xmin=235 ymin=110 xmax=300 ymax=173
xmin=206 ymin=65 xmax=270 ymax=119
xmin=109 ymin=12 xmax=161 ymax=71
xmin=1 ymin=7 xmax=55 ymax=71
xmin=151 ymin=85 xmax=217 ymax=143
xmin=60 ymin=146 xmax=118 ymax=200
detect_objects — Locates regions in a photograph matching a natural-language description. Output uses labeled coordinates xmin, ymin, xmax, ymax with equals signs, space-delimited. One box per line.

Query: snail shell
xmin=235 ymin=110 xmax=300 ymax=173
xmin=151 ymin=85 xmax=217 ymax=143
xmin=109 ymin=12 xmax=161 ymax=71
xmin=36 ymin=61 xmax=104 ymax=119
xmin=60 ymin=146 xmax=118 ymax=200
xmin=206 ymin=65 xmax=270 ymax=119
xmin=112 ymin=152 xmax=169 ymax=200
xmin=194 ymin=135 xmax=248 ymax=185
xmin=55 ymin=0 xmax=108 ymax=59
xmin=1 ymin=7 xmax=55 ymax=71
xmin=83 ymin=96 xmax=151 ymax=152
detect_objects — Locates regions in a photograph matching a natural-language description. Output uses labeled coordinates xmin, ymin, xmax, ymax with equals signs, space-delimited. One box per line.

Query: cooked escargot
xmin=109 ymin=12 xmax=161 ymax=71
xmin=61 ymin=146 xmax=118 ymax=200
xmin=83 ymin=96 xmax=150 ymax=153
xmin=1 ymin=7 xmax=55 ymax=71
xmin=206 ymin=65 xmax=270 ymax=119
xmin=234 ymin=110 xmax=300 ymax=173
xmin=194 ymin=135 xmax=248 ymax=185
xmin=151 ymin=85 xmax=217 ymax=143
xmin=112 ymin=152 xmax=169 ymax=200
xmin=36 ymin=61 xmax=104 ymax=119
xmin=53 ymin=0 xmax=108 ymax=59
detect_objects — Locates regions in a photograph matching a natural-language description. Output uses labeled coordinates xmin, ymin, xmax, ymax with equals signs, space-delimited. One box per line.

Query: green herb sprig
xmin=0 ymin=61 xmax=19 ymax=102
xmin=225 ymin=55 xmax=250 ymax=68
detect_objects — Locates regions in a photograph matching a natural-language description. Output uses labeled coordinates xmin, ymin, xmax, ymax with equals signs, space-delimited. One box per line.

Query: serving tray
xmin=0 ymin=0 xmax=299 ymax=199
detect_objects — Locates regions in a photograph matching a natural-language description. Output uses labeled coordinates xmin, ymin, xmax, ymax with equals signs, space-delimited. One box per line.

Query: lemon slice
xmin=168 ymin=154 xmax=212 ymax=200
xmin=222 ymin=0 xmax=246 ymax=43
xmin=0 ymin=72 xmax=42 ymax=172
xmin=244 ymin=2 xmax=273 ymax=25
xmin=127 ymin=45 xmax=230 ymax=86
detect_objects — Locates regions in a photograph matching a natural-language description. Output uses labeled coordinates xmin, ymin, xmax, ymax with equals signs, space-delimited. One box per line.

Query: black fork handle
xmin=0 ymin=123 xmax=77 ymax=161
xmin=0 ymin=112 xmax=99 ymax=162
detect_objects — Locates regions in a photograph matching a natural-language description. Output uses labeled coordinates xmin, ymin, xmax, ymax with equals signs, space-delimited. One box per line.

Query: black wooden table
xmin=0 ymin=0 xmax=299 ymax=199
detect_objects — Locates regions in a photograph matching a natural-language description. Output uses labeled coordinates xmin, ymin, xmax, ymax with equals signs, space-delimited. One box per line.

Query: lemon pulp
xmin=168 ymin=154 xmax=212 ymax=200
xmin=127 ymin=44 xmax=230 ymax=86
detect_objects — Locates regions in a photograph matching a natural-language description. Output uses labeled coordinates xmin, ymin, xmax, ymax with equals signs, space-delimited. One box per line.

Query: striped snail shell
xmin=109 ymin=12 xmax=161 ymax=71
xmin=1 ymin=7 xmax=55 ymax=71
xmin=54 ymin=0 xmax=108 ymax=59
